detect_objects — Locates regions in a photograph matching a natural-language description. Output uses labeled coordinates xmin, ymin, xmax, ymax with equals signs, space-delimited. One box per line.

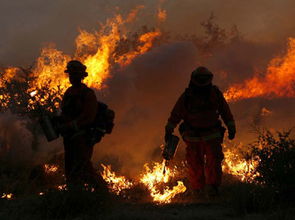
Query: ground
xmin=1 ymin=184 xmax=295 ymax=220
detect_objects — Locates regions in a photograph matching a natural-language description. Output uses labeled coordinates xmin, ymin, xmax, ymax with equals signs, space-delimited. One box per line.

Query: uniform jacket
xmin=167 ymin=85 xmax=234 ymax=137
xmin=61 ymin=83 xmax=97 ymax=130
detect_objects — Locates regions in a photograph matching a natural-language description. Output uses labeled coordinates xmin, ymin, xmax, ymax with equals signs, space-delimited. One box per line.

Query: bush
xmin=251 ymin=129 xmax=295 ymax=188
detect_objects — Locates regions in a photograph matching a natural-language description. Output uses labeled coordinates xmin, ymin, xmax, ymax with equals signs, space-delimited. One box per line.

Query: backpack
xmin=93 ymin=101 xmax=115 ymax=134
xmin=87 ymin=101 xmax=115 ymax=145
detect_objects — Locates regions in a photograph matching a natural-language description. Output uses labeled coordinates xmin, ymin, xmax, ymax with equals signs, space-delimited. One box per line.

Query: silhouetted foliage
xmin=251 ymin=129 xmax=295 ymax=188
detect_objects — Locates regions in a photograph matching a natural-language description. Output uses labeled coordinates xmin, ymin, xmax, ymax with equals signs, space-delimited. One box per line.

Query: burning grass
xmin=100 ymin=160 xmax=186 ymax=204
xmin=0 ymin=129 xmax=295 ymax=219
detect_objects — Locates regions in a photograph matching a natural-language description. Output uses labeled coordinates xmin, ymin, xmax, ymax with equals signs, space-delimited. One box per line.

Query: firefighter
xmin=59 ymin=60 xmax=107 ymax=192
xmin=164 ymin=66 xmax=236 ymax=197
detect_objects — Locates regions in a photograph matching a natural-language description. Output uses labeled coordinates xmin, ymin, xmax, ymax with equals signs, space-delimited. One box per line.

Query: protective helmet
xmin=64 ymin=60 xmax=88 ymax=78
xmin=190 ymin=66 xmax=213 ymax=86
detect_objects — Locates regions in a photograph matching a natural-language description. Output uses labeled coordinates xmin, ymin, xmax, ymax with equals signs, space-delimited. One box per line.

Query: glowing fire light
xmin=101 ymin=164 xmax=133 ymax=195
xmin=157 ymin=8 xmax=167 ymax=22
xmin=261 ymin=107 xmax=272 ymax=116
xmin=44 ymin=164 xmax=58 ymax=174
xmin=29 ymin=90 xmax=37 ymax=97
xmin=140 ymin=160 xmax=186 ymax=204
xmin=223 ymin=149 xmax=260 ymax=182
xmin=225 ymin=38 xmax=295 ymax=102
xmin=116 ymin=30 xmax=162 ymax=66
xmin=1 ymin=193 xmax=13 ymax=200
xmin=57 ymin=184 xmax=67 ymax=191
xmin=0 ymin=10 xmax=162 ymax=111
xmin=101 ymin=160 xmax=186 ymax=203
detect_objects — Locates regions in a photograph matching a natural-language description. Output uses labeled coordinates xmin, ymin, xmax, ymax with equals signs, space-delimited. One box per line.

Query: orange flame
xmin=0 ymin=67 xmax=19 ymax=87
xmin=1 ymin=193 xmax=13 ymax=200
xmin=101 ymin=164 xmax=133 ymax=195
xmin=222 ymin=147 xmax=260 ymax=182
xmin=116 ymin=30 xmax=162 ymax=66
xmin=140 ymin=160 xmax=186 ymax=204
xmin=0 ymin=10 xmax=162 ymax=111
xmin=225 ymin=38 xmax=295 ymax=102
xmin=126 ymin=5 xmax=145 ymax=23
xmin=157 ymin=8 xmax=167 ymax=22
xmin=44 ymin=164 xmax=59 ymax=174
xmin=101 ymin=160 xmax=186 ymax=203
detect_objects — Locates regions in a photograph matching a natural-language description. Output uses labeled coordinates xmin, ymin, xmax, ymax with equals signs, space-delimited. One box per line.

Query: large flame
xmin=0 ymin=9 xmax=161 ymax=111
xmin=225 ymin=38 xmax=295 ymax=102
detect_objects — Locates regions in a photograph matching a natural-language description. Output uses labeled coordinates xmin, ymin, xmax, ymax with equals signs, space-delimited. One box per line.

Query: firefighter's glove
xmin=227 ymin=125 xmax=236 ymax=140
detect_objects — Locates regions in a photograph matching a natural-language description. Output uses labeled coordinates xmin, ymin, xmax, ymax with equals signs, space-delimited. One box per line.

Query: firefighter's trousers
xmin=63 ymin=132 xmax=106 ymax=190
xmin=185 ymin=138 xmax=224 ymax=190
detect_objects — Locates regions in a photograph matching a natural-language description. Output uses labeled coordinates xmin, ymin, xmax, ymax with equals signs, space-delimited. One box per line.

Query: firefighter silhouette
xmin=59 ymin=60 xmax=107 ymax=192
xmin=165 ymin=66 xmax=236 ymax=196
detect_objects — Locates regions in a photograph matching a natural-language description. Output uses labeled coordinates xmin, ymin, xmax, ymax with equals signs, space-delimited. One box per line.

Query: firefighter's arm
xmin=165 ymin=94 xmax=185 ymax=141
xmin=216 ymin=88 xmax=236 ymax=140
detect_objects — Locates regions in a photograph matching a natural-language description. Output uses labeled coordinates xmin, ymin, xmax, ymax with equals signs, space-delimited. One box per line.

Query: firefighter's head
xmin=190 ymin=66 xmax=213 ymax=86
xmin=64 ymin=60 xmax=88 ymax=85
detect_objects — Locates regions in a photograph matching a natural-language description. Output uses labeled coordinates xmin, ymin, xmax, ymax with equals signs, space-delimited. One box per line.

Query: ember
xmin=1 ymin=193 xmax=13 ymax=200
xmin=44 ymin=164 xmax=58 ymax=174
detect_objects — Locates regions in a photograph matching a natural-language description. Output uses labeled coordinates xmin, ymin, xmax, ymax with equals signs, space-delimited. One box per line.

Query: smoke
xmin=93 ymin=41 xmax=198 ymax=176
xmin=0 ymin=1 xmax=294 ymax=175
xmin=1 ymin=0 xmax=294 ymax=66
xmin=0 ymin=112 xmax=63 ymax=165
xmin=205 ymin=39 xmax=283 ymax=87
xmin=0 ymin=113 xmax=33 ymax=163
xmin=93 ymin=36 xmax=295 ymax=176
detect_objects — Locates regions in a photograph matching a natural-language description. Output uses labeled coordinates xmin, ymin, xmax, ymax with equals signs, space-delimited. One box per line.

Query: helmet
xmin=64 ymin=60 xmax=88 ymax=78
xmin=190 ymin=66 xmax=213 ymax=86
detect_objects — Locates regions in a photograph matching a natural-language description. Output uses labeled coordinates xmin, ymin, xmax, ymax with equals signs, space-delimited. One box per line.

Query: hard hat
xmin=64 ymin=60 xmax=88 ymax=78
xmin=191 ymin=66 xmax=213 ymax=86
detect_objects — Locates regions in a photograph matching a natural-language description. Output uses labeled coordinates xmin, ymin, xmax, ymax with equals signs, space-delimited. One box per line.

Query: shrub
xmin=250 ymin=129 xmax=295 ymax=188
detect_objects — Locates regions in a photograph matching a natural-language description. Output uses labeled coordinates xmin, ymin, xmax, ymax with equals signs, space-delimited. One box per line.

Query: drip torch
xmin=162 ymin=135 xmax=179 ymax=174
